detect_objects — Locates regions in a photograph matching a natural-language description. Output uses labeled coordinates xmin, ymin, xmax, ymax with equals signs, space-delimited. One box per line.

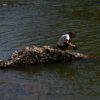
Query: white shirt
xmin=57 ymin=34 xmax=70 ymax=46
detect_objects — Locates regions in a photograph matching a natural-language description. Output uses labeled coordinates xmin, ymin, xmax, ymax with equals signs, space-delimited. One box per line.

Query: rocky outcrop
xmin=0 ymin=45 xmax=94 ymax=68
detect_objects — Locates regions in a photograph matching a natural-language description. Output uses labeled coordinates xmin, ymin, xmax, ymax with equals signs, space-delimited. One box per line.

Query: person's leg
xmin=63 ymin=49 xmax=69 ymax=52
xmin=63 ymin=44 xmax=69 ymax=52
xmin=57 ymin=44 xmax=69 ymax=52
xmin=57 ymin=45 xmax=63 ymax=50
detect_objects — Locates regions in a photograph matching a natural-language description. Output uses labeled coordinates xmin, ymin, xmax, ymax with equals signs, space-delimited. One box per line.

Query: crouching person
xmin=57 ymin=32 xmax=77 ymax=52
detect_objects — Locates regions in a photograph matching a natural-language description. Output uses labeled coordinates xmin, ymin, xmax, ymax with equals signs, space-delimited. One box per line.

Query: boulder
xmin=0 ymin=45 xmax=94 ymax=68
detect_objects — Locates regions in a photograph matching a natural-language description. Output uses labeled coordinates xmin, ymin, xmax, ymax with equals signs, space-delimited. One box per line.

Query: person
xmin=57 ymin=32 xmax=77 ymax=51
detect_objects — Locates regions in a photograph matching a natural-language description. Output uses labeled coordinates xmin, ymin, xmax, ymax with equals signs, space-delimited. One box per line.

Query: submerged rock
xmin=0 ymin=45 xmax=93 ymax=68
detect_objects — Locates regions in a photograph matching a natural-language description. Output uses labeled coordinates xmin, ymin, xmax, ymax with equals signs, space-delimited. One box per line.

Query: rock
xmin=0 ymin=45 xmax=94 ymax=68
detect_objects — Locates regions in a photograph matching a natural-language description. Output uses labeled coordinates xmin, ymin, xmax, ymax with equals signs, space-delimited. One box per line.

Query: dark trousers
xmin=57 ymin=43 xmax=69 ymax=50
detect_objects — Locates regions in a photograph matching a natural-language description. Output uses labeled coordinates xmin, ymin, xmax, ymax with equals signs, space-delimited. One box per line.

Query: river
xmin=0 ymin=0 xmax=100 ymax=99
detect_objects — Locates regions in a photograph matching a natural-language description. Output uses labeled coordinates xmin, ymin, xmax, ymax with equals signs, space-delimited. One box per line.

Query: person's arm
xmin=65 ymin=40 xmax=76 ymax=49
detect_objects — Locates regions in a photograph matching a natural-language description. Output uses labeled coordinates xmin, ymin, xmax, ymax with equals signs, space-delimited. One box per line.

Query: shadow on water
xmin=4 ymin=61 xmax=75 ymax=77
xmin=0 ymin=62 xmax=77 ymax=100
xmin=0 ymin=0 xmax=100 ymax=99
xmin=3 ymin=57 xmax=100 ymax=80
xmin=0 ymin=58 xmax=99 ymax=100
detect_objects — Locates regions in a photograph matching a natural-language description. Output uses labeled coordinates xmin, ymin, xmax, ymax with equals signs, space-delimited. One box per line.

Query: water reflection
xmin=0 ymin=58 xmax=100 ymax=99
xmin=0 ymin=0 xmax=100 ymax=99
xmin=1 ymin=58 xmax=100 ymax=99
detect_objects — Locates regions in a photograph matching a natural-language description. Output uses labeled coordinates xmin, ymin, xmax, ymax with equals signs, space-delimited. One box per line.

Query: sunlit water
xmin=0 ymin=0 xmax=100 ymax=99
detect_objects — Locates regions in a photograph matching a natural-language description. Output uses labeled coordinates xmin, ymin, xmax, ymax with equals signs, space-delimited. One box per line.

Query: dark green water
xmin=0 ymin=0 xmax=100 ymax=99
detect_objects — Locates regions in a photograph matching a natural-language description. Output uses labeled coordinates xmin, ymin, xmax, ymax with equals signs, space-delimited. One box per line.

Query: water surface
xmin=0 ymin=0 xmax=100 ymax=99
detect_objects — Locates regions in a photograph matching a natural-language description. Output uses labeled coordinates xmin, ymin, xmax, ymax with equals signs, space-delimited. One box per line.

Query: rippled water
xmin=0 ymin=0 xmax=100 ymax=99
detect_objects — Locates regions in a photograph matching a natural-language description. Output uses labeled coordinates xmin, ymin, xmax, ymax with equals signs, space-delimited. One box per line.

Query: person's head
xmin=67 ymin=32 xmax=76 ymax=38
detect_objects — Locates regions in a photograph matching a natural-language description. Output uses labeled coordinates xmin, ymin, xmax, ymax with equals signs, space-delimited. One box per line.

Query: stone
xmin=0 ymin=45 xmax=95 ymax=68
